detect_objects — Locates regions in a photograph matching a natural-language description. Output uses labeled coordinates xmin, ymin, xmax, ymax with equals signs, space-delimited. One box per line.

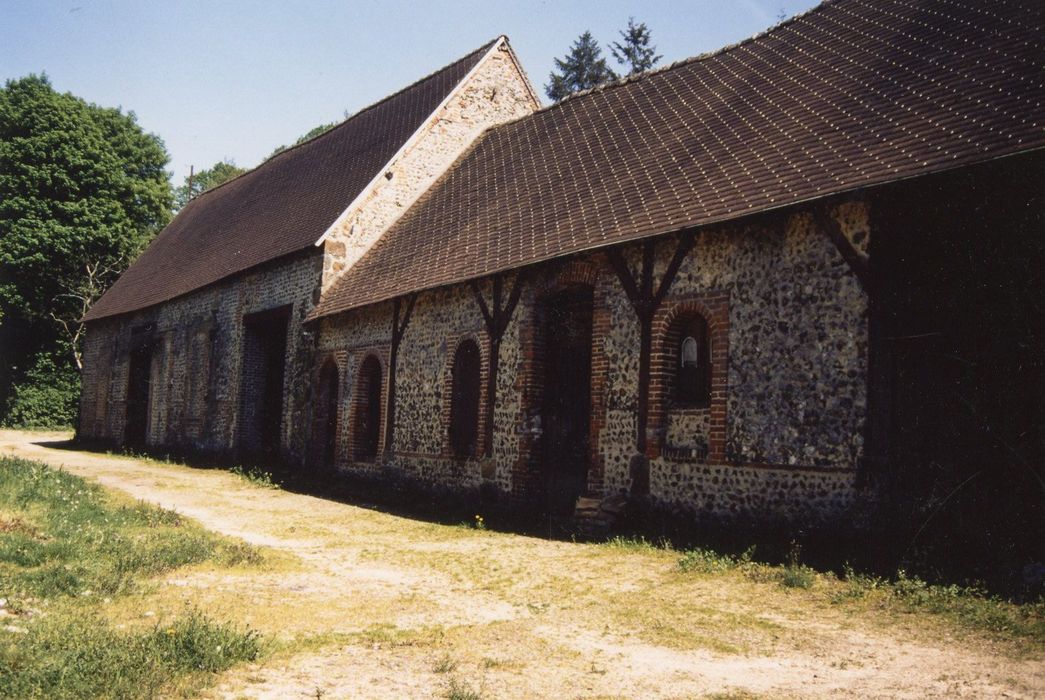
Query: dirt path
xmin=2 ymin=430 xmax=1041 ymax=699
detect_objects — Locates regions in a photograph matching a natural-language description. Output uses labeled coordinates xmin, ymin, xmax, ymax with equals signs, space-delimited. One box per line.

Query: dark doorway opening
xmin=125 ymin=333 xmax=154 ymax=448
xmin=313 ymin=359 xmax=340 ymax=469
xmin=450 ymin=340 xmax=481 ymax=458
xmin=354 ymin=355 xmax=382 ymax=462
xmin=239 ymin=306 xmax=290 ymax=461
xmin=539 ymin=286 xmax=594 ymax=515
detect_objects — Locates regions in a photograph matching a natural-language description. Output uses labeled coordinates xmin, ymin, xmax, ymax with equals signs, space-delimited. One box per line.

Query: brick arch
xmin=440 ymin=331 xmax=490 ymax=459
xmin=649 ymin=294 xmax=730 ymax=462
xmin=512 ymin=257 xmax=611 ymax=504
xmin=346 ymin=349 xmax=387 ymax=463
xmin=554 ymin=259 xmax=601 ymax=289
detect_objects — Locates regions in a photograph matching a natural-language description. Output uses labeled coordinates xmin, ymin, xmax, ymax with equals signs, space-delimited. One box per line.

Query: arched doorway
xmin=538 ymin=285 xmax=594 ymax=515
xmin=313 ymin=359 xmax=340 ymax=469
xmin=449 ymin=339 xmax=481 ymax=458
xmin=353 ymin=355 xmax=382 ymax=462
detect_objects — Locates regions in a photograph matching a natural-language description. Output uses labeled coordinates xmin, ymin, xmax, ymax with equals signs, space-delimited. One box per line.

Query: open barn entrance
xmin=124 ymin=330 xmax=155 ymax=448
xmin=238 ymin=306 xmax=290 ymax=461
xmin=538 ymin=286 xmax=594 ymax=515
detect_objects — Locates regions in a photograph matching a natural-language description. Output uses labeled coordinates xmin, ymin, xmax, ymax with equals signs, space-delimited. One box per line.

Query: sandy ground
xmin=2 ymin=429 xmax=1042 ymax=700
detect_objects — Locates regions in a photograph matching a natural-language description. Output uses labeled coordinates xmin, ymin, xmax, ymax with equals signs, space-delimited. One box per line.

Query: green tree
xmin=610 ymin=18 xmax=662 ymax=76
xmin=545 ymin=31 xmax=618 ymax=102
xmin=174 ymin=160 xmax=246 ymax=210
xmin=267 ymin=120 xmax=339 ymax=160
xmin=0 ymin=74 xmax=172 ymax=424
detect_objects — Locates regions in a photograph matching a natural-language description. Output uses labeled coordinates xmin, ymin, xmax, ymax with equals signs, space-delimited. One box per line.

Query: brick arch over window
xmin=348 ymin=351 xmax=386 ymax=463
xmin=649 ymin=294 xmax=730 ymax=462
xmin=555 ymin=259 xmax=601 ymax=289
xmin=442 ymin=335 xmax=487 ymax=459
xmin=311 ymin=355 xmax=341 ymax=468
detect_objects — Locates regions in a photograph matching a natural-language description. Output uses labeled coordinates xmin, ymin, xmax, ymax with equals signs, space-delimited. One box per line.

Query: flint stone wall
xmin=78 ymin=251 xmax=322 ymax=462
xmin=321 ymin=44 xmax=538 ymax=290
xmin=317 ymin=201 xmax=870 ymax=522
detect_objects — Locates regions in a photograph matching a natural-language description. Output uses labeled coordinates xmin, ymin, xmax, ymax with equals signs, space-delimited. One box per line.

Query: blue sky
xmin=2 ymin=1 xmax=819 ymax=186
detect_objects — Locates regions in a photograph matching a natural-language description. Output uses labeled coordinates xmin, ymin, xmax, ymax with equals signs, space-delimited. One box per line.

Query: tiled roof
xmin=312 ymin=0 xmax=1045 ymax=320
xmin=84 ymin=39 xmax=498 ymax=322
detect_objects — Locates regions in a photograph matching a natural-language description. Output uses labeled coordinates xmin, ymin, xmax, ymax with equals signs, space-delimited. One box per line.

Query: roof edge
xmin=305 ymin=144 xmax=1045 ymax=323
xmin=500 ymin=38 xmax=543 ymax=109
xmin=181 ymin=36 xmax=502 ymax=209
xmin=313 ymin=36 xmax=510 ymax=248
xmin=83 ymin=246 xmax=321 ymax=324
xmin=540 ymin=0 xmax=833 ymax=114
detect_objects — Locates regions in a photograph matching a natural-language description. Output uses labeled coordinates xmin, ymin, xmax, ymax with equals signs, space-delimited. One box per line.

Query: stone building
xmin=81 ymin=1 xmax=1044 ymax=532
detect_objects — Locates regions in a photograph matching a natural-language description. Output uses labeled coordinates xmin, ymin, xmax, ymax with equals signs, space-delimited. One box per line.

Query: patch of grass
xmin=445 ymin=676 xmax=482 ymax=700
xmin=777 ymin=541 xmax=816 ymax=590
xmin=432 ymin=653 xmax=458 ymax=673
xmin=831 ymin=563 xmax=886 ymax=602
xmin=457 ymin=514 xmax=488 ymax=532
xmin=823 ymin=564 xmax=1044 ymax=647
xmin=0 ymin=456 xmax=270 ymax=698
xmin=888 ymin=570 xmax=1044 ymax=643
xmin=350 ymin=623 xmax=445 ymax=650
xmin=0 ymin=458 xmax=264 ymax=600
xmin=0 ymin=608 xmax=260 ymax=699
xmin=603 ymin=535 xmax=671 ymax=552
xmin=230 ymin=465 xmax=281 ymax=490
xmin=677 ymin=546 xmax=754 ymax=574
xmin=677 ymin=543 xmax=816 ymax=589
xmin=216 ymin=540 xmax=266 ymax=567
xmin=778 ymin=564 xmax=816 ymax=589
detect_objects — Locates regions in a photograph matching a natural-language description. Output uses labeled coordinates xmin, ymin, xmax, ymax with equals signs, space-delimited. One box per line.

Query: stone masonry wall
xmin=316 ymin=201 xmax=871 ymax=523
xmin=78 ymin=251 xmax=323 ymax=463
xmin=316 ymin=279 xmax=524 ymax=494
xmin=321 ymin=42 xmax=539 ymax=290
xmin=79 ymin=42 xmax=538 ymax=465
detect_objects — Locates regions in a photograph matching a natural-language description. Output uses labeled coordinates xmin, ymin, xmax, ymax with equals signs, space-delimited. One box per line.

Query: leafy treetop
xmin=545 ymin=31 xmax=618 ymax=102
xmin=174 ymin=160 xmax=246 ymax=211
xmin=267 ymin=121 xmax=338 ymax=160
xmin=0 ymin=73 xmax=171 ymax=355
xmin=611 ymin=18 xmax=662 ymax=76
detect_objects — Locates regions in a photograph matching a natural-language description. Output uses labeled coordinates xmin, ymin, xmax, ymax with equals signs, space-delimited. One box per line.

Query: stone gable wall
xmin=321 ymin=43 xmax=539 ymax=290
xmin=78 ymin=251 xmax=323 ymax=462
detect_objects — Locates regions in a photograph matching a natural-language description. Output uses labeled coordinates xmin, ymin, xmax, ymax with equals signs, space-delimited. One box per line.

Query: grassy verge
xmin=671 ymin=542 xmax=1044 ymax=649
xmin=0 ymin=456 xmax=266 ymax=699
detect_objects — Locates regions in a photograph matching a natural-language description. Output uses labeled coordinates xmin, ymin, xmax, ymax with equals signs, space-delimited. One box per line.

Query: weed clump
xmin=445 ymin=677 xmax=482 ymax=700
xmin=230 ymin=465 xmax=281 ymax=490
xmin=779 ymin=542 xmax=816 ymax=589
xmin=604 ymin=535 xmax=671 ymax=552
xmin=677 ymin=547 xmax=754 ymax=574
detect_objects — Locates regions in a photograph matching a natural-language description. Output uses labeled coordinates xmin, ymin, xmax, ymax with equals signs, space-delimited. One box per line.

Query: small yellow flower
xmin=166 ymin=628 xmax=175 ymax=635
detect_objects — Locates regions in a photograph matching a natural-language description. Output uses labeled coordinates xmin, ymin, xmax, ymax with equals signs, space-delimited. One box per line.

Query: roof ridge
xmin=183 ymin=36 xmax=502 ymax=206
xmin=537 ymin=0 xmax=835 ymax=113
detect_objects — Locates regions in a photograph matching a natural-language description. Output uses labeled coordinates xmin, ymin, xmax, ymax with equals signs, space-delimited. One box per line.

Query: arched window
xmin=449 ymin=339 xmax=481 ymax=458
xmin=354 ymin=355 xmax=382 ymax=462
xmin=674 ymin=315 xmax=710 ymax=407
xmin=315 ymin=359 xmax=340 ymax=468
